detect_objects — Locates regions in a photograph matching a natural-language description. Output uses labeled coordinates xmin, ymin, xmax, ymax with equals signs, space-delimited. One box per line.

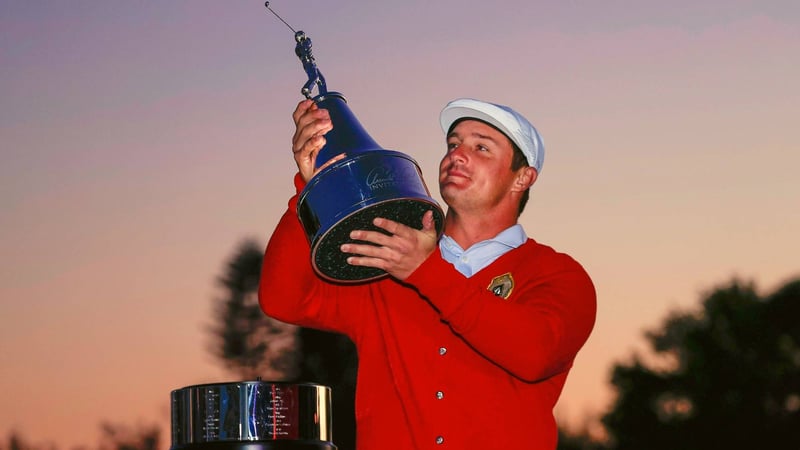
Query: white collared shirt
xmin=438 ymin=224 xmax=527 ymax=278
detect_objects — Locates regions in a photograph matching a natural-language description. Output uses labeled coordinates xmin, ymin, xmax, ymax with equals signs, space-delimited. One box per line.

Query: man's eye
xmin=477 ymin=145 xmax=488 ymax=152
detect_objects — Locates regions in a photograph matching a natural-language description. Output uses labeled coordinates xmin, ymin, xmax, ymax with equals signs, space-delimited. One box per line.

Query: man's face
xmin=438 ymin=119 xmax=519 ymax=213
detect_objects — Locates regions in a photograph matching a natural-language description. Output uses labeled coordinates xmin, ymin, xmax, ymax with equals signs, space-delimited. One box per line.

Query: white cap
xmin=439 ymin=98 xmax=545 ymax=174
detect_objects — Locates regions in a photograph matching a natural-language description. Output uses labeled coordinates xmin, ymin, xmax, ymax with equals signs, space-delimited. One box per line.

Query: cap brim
xmin=440 ymin=106 xmax=517 ymax=146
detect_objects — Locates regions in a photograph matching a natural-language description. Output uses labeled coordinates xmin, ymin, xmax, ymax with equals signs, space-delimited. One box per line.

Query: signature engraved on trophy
xmin=366 ymin=165 xmax=415 ymax=191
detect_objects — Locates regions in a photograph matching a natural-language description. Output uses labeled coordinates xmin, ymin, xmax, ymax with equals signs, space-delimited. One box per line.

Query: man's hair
xmin=510 ymin=142 xmax=530 ymax=216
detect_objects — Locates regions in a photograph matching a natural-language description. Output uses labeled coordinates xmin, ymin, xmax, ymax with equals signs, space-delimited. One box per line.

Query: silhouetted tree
xmin=208 ymin=239 xmax=359 ymax=449
xmin=98 ymin=422 xmax=159 ymax=450
xmin=208 ymin=239 xmax=297 ymax=379
xmin=557 ymin=427 xmax=607 ymax=450
xmin=3 ymin=425 xmax=159 ymax=450
xmin=1 ymin=431 xmax=61 ymax=450
xmin=602 ymin=277 xmax=800 ymax=450
xmin=4 ymin=431 xmax=29 ymax=450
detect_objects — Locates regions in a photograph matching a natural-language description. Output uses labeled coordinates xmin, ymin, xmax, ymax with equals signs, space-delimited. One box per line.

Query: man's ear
xmin=513 ymin=166 xmax=537 ymax=192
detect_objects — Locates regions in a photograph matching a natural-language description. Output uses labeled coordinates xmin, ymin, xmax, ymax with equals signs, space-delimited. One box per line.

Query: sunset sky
xmin=1 ymin=1 xmax=798 ymax=447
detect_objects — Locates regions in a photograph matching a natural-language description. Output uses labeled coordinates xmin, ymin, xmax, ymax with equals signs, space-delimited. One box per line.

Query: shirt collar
xmin=439 ymin=224 xmax=527 ymax=277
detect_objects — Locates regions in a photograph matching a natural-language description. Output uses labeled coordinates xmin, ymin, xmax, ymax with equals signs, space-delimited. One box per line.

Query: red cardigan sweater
xmin=259 ymin=178 xmax=597 ymax=450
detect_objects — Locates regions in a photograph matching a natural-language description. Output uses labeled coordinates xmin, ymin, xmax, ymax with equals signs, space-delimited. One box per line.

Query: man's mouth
xmin=442 ymin=165 xmax=469 ymax=179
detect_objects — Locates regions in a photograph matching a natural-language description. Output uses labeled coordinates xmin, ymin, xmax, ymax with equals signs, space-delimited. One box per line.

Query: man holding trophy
xmin=259 ymin=93 xmax=597 ymax=449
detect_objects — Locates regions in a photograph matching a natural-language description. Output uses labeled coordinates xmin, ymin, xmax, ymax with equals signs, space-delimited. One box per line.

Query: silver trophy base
xmin=171 ymin=381 xmax=335 ymax=450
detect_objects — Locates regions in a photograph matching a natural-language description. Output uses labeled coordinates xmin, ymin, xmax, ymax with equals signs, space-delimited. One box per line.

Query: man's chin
xmin=440 ymin=184 xmax=468 ymax=202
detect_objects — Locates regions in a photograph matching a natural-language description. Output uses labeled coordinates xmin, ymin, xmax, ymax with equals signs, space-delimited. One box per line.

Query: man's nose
xmin=448 ymin=144 xmax=467 ymax=164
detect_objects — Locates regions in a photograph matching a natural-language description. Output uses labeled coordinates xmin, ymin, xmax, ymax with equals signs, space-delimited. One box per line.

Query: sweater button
xmin=435 ymin=436 xmax=444 ymax=445
xmin=438 ymin=347 xmax=447 ymax=356
xmin=436 ymin=390 xmax=444 ymax=400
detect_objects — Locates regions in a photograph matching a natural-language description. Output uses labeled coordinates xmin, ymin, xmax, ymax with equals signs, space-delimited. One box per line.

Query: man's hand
xmin=340 ymin=210 xmax=438 ymax=281
xmin=291 ymin=99 xmax=344 ymax=182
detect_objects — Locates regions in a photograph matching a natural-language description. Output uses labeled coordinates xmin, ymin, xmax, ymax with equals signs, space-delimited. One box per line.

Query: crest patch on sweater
xmin=487 ymin=272 xmax=514 ymax=299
